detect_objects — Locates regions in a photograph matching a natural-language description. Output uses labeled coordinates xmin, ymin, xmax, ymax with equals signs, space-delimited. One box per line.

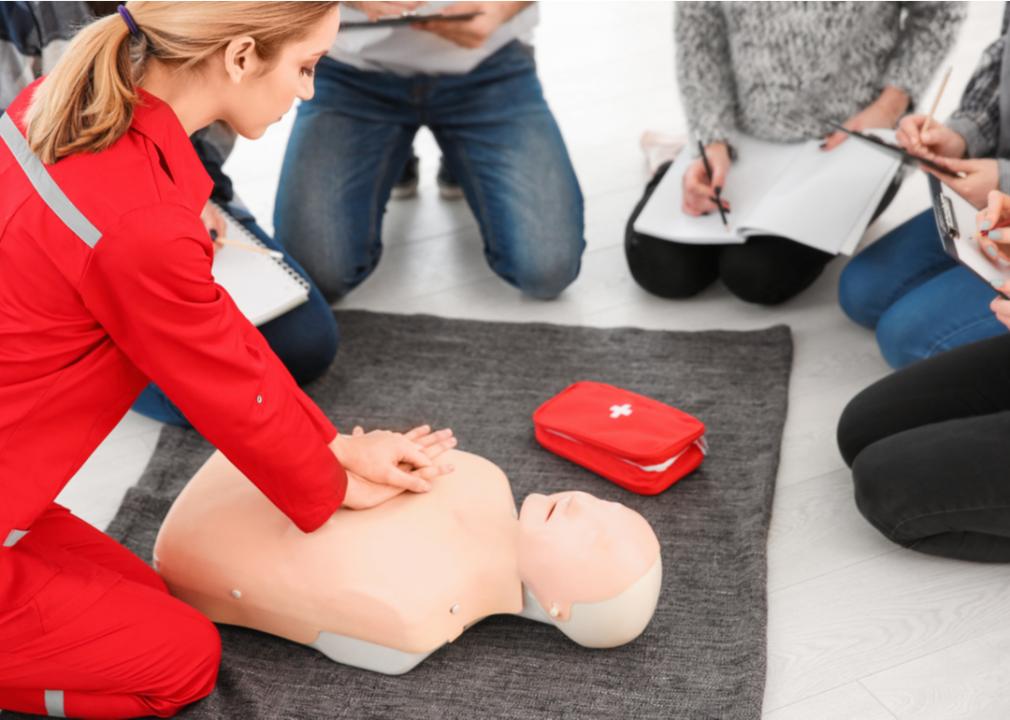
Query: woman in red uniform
xmin=0 ymin=3 xmax=455 ymax=717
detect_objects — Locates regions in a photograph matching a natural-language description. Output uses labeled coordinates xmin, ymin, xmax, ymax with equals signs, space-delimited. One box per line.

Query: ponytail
xmin=26 ymin=13 xmax=140 ymax=164
xmin=24 ymin=1 xmax=335 ymax=165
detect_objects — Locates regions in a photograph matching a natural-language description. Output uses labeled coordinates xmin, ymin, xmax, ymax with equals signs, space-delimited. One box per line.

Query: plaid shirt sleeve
xmin=880 ymin=2 xmax=966 ymax=107
xmin=946 ymin=7 xmax=1010 ymax=159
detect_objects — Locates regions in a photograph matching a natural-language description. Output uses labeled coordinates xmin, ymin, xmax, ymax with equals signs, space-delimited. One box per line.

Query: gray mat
xmin=108 ymin=310 xmax=792 ymax=720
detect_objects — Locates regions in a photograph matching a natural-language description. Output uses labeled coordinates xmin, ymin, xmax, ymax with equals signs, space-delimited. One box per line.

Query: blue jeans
xmin=131 ymin=202 xmax=340 ymax=427
xmin=273 ymin=41 xmax=585 ymax=301
xmin=839 ymin=208 xmax=1005 ymax=369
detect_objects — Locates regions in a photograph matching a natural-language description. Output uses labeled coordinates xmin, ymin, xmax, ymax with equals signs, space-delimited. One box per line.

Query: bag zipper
xmin=542 ymin=429 xmax=707 ymax=472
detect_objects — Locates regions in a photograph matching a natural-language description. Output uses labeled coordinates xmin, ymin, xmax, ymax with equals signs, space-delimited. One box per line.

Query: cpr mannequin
xmin=153 ymin=449 xmax=662 ymax=675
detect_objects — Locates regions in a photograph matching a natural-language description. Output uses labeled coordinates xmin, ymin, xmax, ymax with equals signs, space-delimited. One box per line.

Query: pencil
xmin=922 ymin=66 xmax=952 ymax=135
xmin=697 ymin=140 xmax=729 ymax=227
xmin=216 ymin=236 xmax=284 ymax=260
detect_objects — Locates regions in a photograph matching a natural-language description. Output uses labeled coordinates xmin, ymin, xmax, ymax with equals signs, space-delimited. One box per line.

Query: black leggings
xmin=837 ymin=334 xmax=1010 ymax=562
xmin=625 ymin=162 xmax=901 ymax=305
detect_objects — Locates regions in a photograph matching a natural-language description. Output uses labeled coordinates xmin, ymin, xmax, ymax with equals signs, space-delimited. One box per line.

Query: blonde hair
xmin=25 ymin=1 xmax=335 ymax=164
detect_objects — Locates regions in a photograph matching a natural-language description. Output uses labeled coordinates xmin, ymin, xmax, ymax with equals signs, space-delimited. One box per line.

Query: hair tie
xmin=117 ymin=5 xmax=140 ymax=37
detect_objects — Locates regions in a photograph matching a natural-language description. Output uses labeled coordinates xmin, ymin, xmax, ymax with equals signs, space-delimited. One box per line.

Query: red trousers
xmin=0 ymin=505 xmax=220 ymax=718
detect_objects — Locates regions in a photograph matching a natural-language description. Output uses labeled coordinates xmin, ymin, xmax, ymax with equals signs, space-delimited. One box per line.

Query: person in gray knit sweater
xmin=840 ymin=6 xmax=1010 ymax=370
xmin=626 ymin=1 xmax=963 ymax=306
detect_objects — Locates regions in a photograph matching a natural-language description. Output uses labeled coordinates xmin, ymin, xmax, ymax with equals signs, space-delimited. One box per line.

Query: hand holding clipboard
xmin=341 ymin=9 xmax=483 ymax=29
xmin=975 ymin=189 xmax=1010 ymax=271
xmin=930 ymin=178 xmax=1010 ymax=301
xmin=341 ymin=3 xmax=525 ymax=50
xmin=827 ymin=123 xmax=966 ymax=179
xmin=890 ymin=89 xmax=1000 ymax=211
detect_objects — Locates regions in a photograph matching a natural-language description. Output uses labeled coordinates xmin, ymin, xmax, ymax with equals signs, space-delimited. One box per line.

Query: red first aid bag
xmin=533 ymin=381 xmax=707 ymax=495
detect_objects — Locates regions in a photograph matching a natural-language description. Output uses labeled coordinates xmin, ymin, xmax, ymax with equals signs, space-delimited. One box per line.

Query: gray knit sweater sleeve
xmin=674 ymin=3 xmax=737 ymax=146
xmin=881 ymin=2 xmax=967 ymax=103
xmin=675 ymin=2 xmax=964 ymax=146
xmin=946 ymin=8 xmax=1010 ymax=159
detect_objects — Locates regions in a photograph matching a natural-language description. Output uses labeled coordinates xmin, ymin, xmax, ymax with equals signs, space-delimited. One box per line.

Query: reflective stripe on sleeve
xmin=3 ymin=528 xmax=28 ymax=547
xmin=0 ymin=112 xmax=102 ymax=248
xmin=44 ymin=689 xmax=65 ymax=717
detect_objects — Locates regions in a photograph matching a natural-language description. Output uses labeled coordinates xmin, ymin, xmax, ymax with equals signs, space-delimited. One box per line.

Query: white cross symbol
xmin=609 ymin=403 xmax=632 ymax=419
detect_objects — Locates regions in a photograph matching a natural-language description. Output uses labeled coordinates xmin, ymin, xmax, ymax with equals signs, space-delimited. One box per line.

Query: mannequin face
xmin=219 ymin=7 xmax=341 ymax=138
xmin=517 ymin=492 xmax=660 ymax=621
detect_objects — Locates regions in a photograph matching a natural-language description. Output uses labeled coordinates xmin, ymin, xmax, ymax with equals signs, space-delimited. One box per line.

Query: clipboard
xmin=341 ymin=10 xmax=482 ymax=29
xmin=830 ymin=123 xmax=966 ymax=179
xmin=929 ymin=175 xmax=1010 ymax=298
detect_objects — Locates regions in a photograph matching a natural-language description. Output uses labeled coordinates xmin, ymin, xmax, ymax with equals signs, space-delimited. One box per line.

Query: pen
xmin=697 ymin=140 xmax=729 ymax=227
xmin=922 ymin=66 xmax=952 ymax=135
xmin=214 ymin=235 xmax=284 ymax=260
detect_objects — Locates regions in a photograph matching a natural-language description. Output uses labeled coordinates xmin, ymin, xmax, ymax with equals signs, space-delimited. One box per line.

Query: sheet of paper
xmin=632 ymin=136 xmax=797 ymax=245
xmin=738 ymin=131 xmax=901 ymax=255
xmin=633 ymin=131 xmax=900 ymax=254
xmin=945 ymin=187 xmax=1010 ymax=288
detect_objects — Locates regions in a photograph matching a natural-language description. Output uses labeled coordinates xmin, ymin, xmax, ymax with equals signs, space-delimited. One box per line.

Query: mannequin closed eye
xmin=541 ymin=492 xmax=607 ymax=524
xmin=518 ymin=490 xmax=659 ymax=617
xmin=545 ymin=500 xmax=558 ymax=521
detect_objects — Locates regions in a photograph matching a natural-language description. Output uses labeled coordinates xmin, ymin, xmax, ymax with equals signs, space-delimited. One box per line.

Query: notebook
xmin=633 ymin=131 xmax=903 ymax=256
xmin=210 ymin=205 xmax=310 ymax=326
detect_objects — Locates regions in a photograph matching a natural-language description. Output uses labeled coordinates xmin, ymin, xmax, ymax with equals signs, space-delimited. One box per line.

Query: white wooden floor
xmin=53 ymin=3 xmax=1010 ymax=718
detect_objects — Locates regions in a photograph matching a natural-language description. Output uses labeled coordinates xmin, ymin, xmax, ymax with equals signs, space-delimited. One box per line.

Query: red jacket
xmin=0 ymin=83 xmax=346 ymax=604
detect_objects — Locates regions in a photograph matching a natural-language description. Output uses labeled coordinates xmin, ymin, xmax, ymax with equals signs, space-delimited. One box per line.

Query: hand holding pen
xmin=200 ymin=201 xmax=284 ymax=260
xmin=682 ymin=141 xmax=731 ymax=225
xmin=973 ymin=190 xmax=1010 ymax=329
xmin=975 ymin=189 xmax=1010 ymax=266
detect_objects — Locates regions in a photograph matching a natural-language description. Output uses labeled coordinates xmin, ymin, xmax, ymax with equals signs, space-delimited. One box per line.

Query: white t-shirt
xmin=330 ymin=1 xmax=539 ymax=76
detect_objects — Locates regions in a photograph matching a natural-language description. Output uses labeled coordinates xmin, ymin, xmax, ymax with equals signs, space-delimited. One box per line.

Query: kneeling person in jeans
xmin=839 ymin=7 xmax=1010 ymax=369
xmin=274 ymin=1 xmax=585 ymax=302
xmin=839 ymin=190 xmax=1010 ymax=562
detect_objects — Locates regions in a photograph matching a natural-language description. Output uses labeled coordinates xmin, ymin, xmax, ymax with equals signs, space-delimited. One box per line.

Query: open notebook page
xmin=738 ymin=130 xmax=901 ymax=255
xmin=632 ymin=136 xmax=798 ymax=244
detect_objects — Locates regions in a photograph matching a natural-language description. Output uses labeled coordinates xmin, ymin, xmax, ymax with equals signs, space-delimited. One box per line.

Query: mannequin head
xmin=517 ymin=491 xmax=661 ymax=647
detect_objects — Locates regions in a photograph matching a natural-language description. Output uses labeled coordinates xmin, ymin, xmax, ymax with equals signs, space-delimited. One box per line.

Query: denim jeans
xmin=131 ymin=202 xmax=340 ymax=427
xmin=839 ymin=208 xmax=1005 ymax=369
xmin=273 ymin=41 xmax=585 ymax=302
